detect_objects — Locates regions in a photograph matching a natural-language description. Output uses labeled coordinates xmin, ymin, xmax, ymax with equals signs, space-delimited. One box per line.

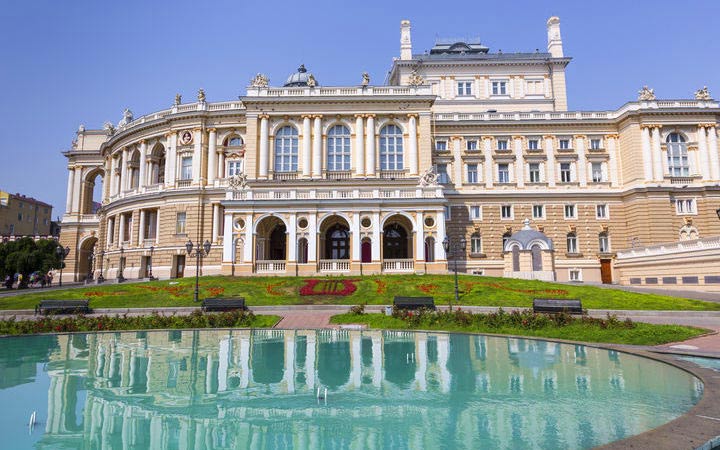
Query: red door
xmin=361 ymin=241 xmax=372 ymax=263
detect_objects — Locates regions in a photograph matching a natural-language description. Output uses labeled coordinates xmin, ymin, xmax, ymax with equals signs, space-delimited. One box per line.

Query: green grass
xmin=330 ymin=312 xmax=707 ymax=346
xmin=1 ymin=274 xmax=718 ymax=311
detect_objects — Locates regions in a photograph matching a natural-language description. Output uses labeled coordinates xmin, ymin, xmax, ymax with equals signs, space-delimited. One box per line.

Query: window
xmin=590 ymin=138 xmax=602 ymax=150
xmin=675 ymin=198 xmax=696 ymax=215
xmin=469 ymin=205 xmax=482 ymax=220
xmin=108 ymin=218 xmax=115 ymax=244
xmin=527 ymin=139 xmax=539 ymax=150
xmin=501 ymin=205 xmax=513 ymax=219
xmin=497 ymin=139 xmax=509 ymax=150
xmin=467 ymin=164 xmax=479 ymax=183
xmin=532 ymin=205 xmax=545 ymax=219
xmin=498 ymin=163 xmax=510 ymax=183
xmin=470 ymin=234 xmax=482 ymax=254
xmin=569 ymin=269 xmax=582 ymax=281
xmin=529 ymin=163 xmax=541 ymax=183
xmin=526 ymin=79 xmax=544 ymax=95
xmin=435 ymin=164 xmax=450 ymax=184
xmin=666 ymin=133 xmax=689 ymax=177
xmin=274 ymin=126 xmax=299 ymax=172
xmin=227 ymin=160 xmax=243 ymax=177
xmin=145 ymin=210 xmax=158 ymax=240
xmin=379 ymin=124 xmax=404 ymax=171
xmin=564 ymin=204 xmax=576 ymax=219
xmin=466 ymin=140 xmax=478 ymax=151
xmin=17 ymin=213 xmax=22 ymax=221
xmin=327 ymin=125 xmax=351 ymax=171
xmin=502 ymin=231 xmax=512 ymax=250
xmin=596 ymin=204 xmax=608 ymax=219
xmin=559 ymin=139 xmax=571 ymax=150
xmin=180 ymin=157 xmax=192 ymax=180
xmin=9 ymin=224 xmax=14 ymax=235
xmin=491 ymin=81 xmax=507 ymax=95
xmin=434 ymin=140 xmax=447 ymax=151
xmin=566 ymin=233 xmax=578 ymax=253
xmin=457 ymin=81 xmax=472 ymax=96
xmin=591 ymin=162 xmax=604 ymax=182
xmin=599 ymin=233 xmax=610 ymax=253
xmin=18 ymin=203 xmax=23 ymax=209
xmin=560 ymin=163 xmax=572 ymax=182
xmin=227 ymin=136 xmax=243 ymax=146
xmin=176 ymin=212 xmax=187 ymax=235
xmin=123 ymin=215 xmax=132 ymax=242
xmin=444 ymin=205 xmax=451 ymax=221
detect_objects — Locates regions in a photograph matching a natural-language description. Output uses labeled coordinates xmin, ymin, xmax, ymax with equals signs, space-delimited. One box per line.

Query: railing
xmin=616 ymin=236 xmax=720 ymax=259
xmin=247 ymin=85 xmax=432 ymax=97
xmin=319 ymin=260 xmax=351 ymax=272
xmin=176 ymin=179 xmax=192 ymax=188
xmin=272 ymin=172 xmax=298 ymax=181
xmin=382 ymin=259 xmax=414 ymax=272
xmin=228 ymin=186 xmax=444 ymax=201
xmin=255 ymin=261 xmax=286 ymax=273
xmin=668 ymin=176 xmax=696 ymax=185
xmin=145 ymin=183 xmax=162 ymax=192
xmin=324 ymin=170 xmax=352 ymax=180
xmin=379 ymin=170 xmax=407 ymax=179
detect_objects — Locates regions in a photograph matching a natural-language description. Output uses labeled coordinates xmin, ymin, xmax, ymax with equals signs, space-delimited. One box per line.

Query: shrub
xmin=350 ymin=303 xmax=366 ymax=315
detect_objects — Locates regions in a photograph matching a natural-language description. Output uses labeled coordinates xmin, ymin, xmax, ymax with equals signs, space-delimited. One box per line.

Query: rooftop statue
xmin=118 ymin=108 xmax=133 ymax=128
xmin=637 ymin=86 xmax=656 ymax=101
xmin=695 ymin=86 xmax=712 ymax=100
xmin=362 ymin=72 xmax=370 ymax=86
xmin=103 ymin=121 xmax=115 ymax=135
xmin=307 ymin=74 xmax=317 ymax=88
xmin=174 ymin=93 xmax=182 ymax=105
xmin=407 ymin=68 xmax=425 ymax=86
xmin=251 ymin=73 xmax=269 ymax=88
xmin=197 ymin=89 xmax=206 ymax=103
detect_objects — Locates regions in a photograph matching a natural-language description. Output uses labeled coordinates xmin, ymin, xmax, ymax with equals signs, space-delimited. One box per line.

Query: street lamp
xmin=97 ymin=250 xmax=105 ymax=283
xmin=56 ymin=245 xmax=70 ymax=287
xmin=117 ymin=245 xmax=126 ymax=283
xmin=148 ymin=245 xmax=156 ymax=280
xmin=442 ymin=236 xmax=466 ymax=312
xmin=186 ymin=239 xmax=212 ymax=302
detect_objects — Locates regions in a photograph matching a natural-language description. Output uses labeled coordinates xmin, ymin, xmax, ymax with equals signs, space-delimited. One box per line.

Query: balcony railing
xmin=176 ymin=179 xmax=192 ymax=188
xmin=255 ymin=261 xmax=286 ymax=273
xmin=379 ymin=170 xmax=407 ymax=179
xmin=616 ymin=236 xmax=720 ymax=260
xmin=229 ymin=186 xmax=444 ymax=201
xmin=324 ymin=170 xmax=352 ymax=180
xmin=319 ymin=260 xmax=350 ymax=272
xmin=272 ymin=172 xmax=298 ymax=181
xmin=382 ymin=259 xmax=414 ymax=273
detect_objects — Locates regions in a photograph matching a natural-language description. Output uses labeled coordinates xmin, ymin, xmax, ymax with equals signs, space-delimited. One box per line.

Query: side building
xmin=59 ymin=17 xmax=720 ymax=290
xmin=0 ymin=191 xmax=54 ymax=239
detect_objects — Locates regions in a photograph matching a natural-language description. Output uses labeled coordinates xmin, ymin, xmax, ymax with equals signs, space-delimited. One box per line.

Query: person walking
xmin=46 ymin=271 xmax=53 ymax=288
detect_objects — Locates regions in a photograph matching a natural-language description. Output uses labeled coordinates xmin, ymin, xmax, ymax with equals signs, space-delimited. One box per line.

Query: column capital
xmin=640 ymin=124 xmax=662 ymax=130
xmin=511 ymin=135 xmax=524 ymax=141
xmin=406 ymin=113 xmax=419 ymax=119
xmin=699 ymin=123 xmax=717 ymax=129
xmin=312 ymin=114 xmax=323 ymax=119
xmin=573 ymin=134 xmax=587 ymax=140
xmin=542 ymin=135 xmax=555 ymax=140
xmin=605 ymin=133 xmax=620 ymax=139
xmin=258 ymin=114 xmax=270 ymax=120
xmin=301 ymin=114 xmax=313 ymax=120
xmin=192 ymin=127 xmax=203 ymax=133
xmin=207 ymin=127 xmax=217 ymax=133
xmin=164 ymin=132 xmax=174 ymax=138
xmin=481 ymin=136 xmax=494 ymax=141
xmin=139 ymin=139 xmax=147 ymax=145
xmin=353 ymin=114 xmax=364 ymax=119
xmin=449 ymin=135 xmax=463 ymax=141
xmin=365 ymin=113 xmax=377 ymax=119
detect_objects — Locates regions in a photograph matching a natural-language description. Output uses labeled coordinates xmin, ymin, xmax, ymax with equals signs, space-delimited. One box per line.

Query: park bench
xmin=532 ymin=298 xmax=583 ymax=315
xmin=35 ymin=299 xmax=91 ymax=315
xmin=201 ymin=297 xmax=247 ymax=312
xmin=393 ymin=296 xmax=436 ymax=310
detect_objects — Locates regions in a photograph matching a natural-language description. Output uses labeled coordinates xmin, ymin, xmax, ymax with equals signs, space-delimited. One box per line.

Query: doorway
xmin=173 ymin=255 xmax=186 ymax=278
xmin=600 ymin=259 xmax=612 ymax=284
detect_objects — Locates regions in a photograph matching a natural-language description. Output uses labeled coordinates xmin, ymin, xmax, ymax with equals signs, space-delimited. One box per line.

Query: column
xmin=351 ymin=212 xmax=360 ymax=261
xmin=288 ymin=213 xmax=297 ymax=262
xmin=108 ymin=157 xmax=117 ymax=196
xmin=217 ymin=147 xmax=225 ymax=179
xmin=354 ymin=114 xmax=365 ymax=176
xmin=415 ymin=212 xmax=424 ymax=262
xmin=372 ymin=211 xmax=381 ymax=261
xmin=222 ymin=213 xmax=233 ymax=262
xmin=302 ymin=115 xmax=312 ymax=178
xmin=65 ymin=167 xmax=75 ymax=213
xmin=259 ymin=115 xmax=269 ymax=179
xmin=212 ymin=204 xmax=220 ymax=244
xmin=483 ymin=137 xmax=494 ymax=188
xmin=155 ymin=210 xmax=160 ymax=244
xmin=544 ymin=136 xmax=556 ymax=187
xmin=165 ymin=133 xmax=177 ymax=186
xmin=366 ymin=115 xmax=376 ymax=176
xmin=371 ymin=334 xmax=382 ymax=387
xmin=452 ymin=136 xmax=462 ymax=189
xmin=607 ymin=134 xmax=619 ymax=187
xmin=513 ymin=136 xmax=524 ymax=187
xmin=640 ymin=125 xmax=653 ymax=181
xmin=408 ymin=114 xmax=418 ymax=175
xmin=120 ymin=148 xmax=129 ymax=192
xmin=308 ymin=214 xmax=318 ymax=262
xmin=107 ymin=217 xmax=114 ymax=247
xmin=207 ymin=128 xmax=217 ymax=184
xmin=283 ymin=333 xmax=296 ymax=393
xmin=697 ymin=125 xmax=711 ymax=180
xmin=192 ymin=129 xmax=202 ymax=184
xmin=435 ymin=208 xmax=446 ymax=260
xmin=244 ymin=213 xmax=253 ymax=262
xmin=415 ymin=333 xmax=427 ymax=391
xmin=118 ymin=213 xmax=126 ymax=244
xmin=708 ymin=125 xmax=720 ymax=180
xmin=138 ymin=210 xmax=146 ymax=246
xmin=651 ymin=126 xmax=663 ymax=180
xmin=312 ymin=115 xmax=322 ymax=178
xmin=138 ymin=140 xmax=147 ymax=190
xmin=305 ymin=333 xmax=316 ymax=390
xmin=71 ymin=166 xmax=82 ymax=213
xmin=575 ymin=135 xmax=587 ymax=187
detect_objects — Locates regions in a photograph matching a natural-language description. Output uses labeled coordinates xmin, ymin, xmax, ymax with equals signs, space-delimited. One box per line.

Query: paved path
xmin=274 ymin=310 xmax=340 ymax=329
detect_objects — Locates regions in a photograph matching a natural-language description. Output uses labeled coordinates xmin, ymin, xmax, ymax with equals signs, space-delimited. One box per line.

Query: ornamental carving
xmin=228 ymin=173 xmax=248 ymax=191
xmin=417 ymin=166 xmax=439 ymax=187
xmin=694 ymin=86 xmax=712 ymax=100
xmin=407 ymin=69 xmax=425 ymax=86
xmin=637 ymin=86 xmax=656 ymax=101
xmin=250 ymin=73 xmax=269 ymax=88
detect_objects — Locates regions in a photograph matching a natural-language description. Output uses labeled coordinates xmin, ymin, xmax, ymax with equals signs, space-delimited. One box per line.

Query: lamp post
xmin=186 ymin=239 xmax=212 ymax=302
xmin=148 ymin=245 xmax=156 ymax=280
xmin=117 ymin=245 xmax=125 ymax=283
xmin=442 ymin=236 xmax=466 ymax=312
xmin=56 ymin=245 xmax=70 ymax=287
xmin=97 ymin=250 xmax=105 ymax=283
xmin=88 ymin=250 xmax=95 ymax=282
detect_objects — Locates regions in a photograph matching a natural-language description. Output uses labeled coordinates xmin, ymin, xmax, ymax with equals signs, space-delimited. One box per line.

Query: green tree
xmin=0 ymin=238 xmax=63 ymax=288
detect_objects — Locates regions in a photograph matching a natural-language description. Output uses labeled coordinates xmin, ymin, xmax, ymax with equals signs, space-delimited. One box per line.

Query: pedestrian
xmin=4 ymin=275 xmax=11 ymax=290
xmin=46 ymin=271 xmax=53 ymax=288
xmin=17 ymin=273 xmax=23 ymax=289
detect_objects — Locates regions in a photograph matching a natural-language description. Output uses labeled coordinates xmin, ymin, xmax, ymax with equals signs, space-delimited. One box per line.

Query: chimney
xmin=400 ymin=20 xmax=412 ymax=60
xmin=546 ymin=16 xmax=563 ymax=58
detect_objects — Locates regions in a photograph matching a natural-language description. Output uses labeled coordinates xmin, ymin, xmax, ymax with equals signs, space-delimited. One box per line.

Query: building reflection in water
xmin=0 ymin=329 xmax=701 ymax=449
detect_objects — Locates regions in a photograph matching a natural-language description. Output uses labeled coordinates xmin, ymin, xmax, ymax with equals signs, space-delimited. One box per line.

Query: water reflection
xmin=0 ymin=329 xmax=702 ymax=449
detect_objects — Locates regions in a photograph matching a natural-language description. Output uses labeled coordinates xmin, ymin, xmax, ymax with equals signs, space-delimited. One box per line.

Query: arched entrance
xmin=382 ymin=214 xmax=414 ymax=272
xmin=148 ymin=144 xmax=166 ymax=185
xmin=77 ymin=236 xmax=98 ymax=282
xmin=319 ymin=215 xmax=351 ymax=260
xmin=255 ymin=216 xmax=287 ymax=261
xmin=361 ymin=238 xmax=372 ymax=263
xmin=81 ymin=169 xmax=104 ymax=215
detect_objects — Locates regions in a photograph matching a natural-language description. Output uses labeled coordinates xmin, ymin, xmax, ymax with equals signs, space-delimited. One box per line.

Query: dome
xmin=284 ymin=64 xmax=318 ymax=87
xmin=504 ymin=219 xmax=553 ymax=251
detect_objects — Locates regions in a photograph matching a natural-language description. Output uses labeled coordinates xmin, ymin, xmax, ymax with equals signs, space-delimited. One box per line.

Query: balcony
xmin=382 ymin=259 xmax=414 ymax=273
xmin=319 ymin=260 xmax=350 ymax=273
xmin=272 ymin=172 xmax=298 ymax=181
xmin=324 ymin=170 xmax=352 ymax=180
xmin=176 ymin=179 xmax=192 ymax=188
xmin=255 ymin=261 xmax=286 ymax=273
xmin=379 ymin=170 xmax=407 ymax=180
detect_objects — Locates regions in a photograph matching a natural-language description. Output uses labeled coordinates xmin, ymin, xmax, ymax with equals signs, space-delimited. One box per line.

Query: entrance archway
xmin=319 ymin=215 xmax=351 ymax=260
xmin=361 ymin=238 xmax=372 ymax=263
xmin=77 ymin=236 xmax=98 ymax=282
xmin=255 ymin=216 xmax=287 ymax=261
xmin=382 ymin=215 xmax=413 ymax=260
xmin=81 ymin=169 xmax=104 ymax=215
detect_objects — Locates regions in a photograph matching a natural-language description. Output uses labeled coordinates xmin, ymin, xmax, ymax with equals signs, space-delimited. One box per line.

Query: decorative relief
xmin=228 ymin=173 xmax=248 ymax=191
xmin=180 ymin=130 xmax=193 ymax=145
xmin=694 ymin=86 xmax=712 ymax=100
xmin=417 ymin=166 xmax=439 ymax=187
xmin=250 ymin=73 xmax=269 ymax=88
xmin=407 ymin=68 xmax=425 ymax=86
xmin=637 ymin=86 xmax=656 ymax=101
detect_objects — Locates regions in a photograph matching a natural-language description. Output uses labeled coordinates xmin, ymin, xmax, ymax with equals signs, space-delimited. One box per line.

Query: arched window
xmin=470 ymin=233 xmax=482 ymax=254
xmin=379 ymin=124 xmax=404 ymax=171
xmin=226 ymin=136 xmax=243 ymax=147
xmin=666 ymin=133 xmax=689 ymax=177
xmin=424 ymin=236 xmax=435 ymax=262
xmin=511 ymin=246 xmax=520 ymax=271
xmin=325 ymin=224 xmax=350 ymax=260
xmin=150 ymin=145 xmax=166 ymax=185
xmin=297 ymin=238 xmax=308 ymax=264
xmin=274 ymin=126 xmax=298 ymax=173
xmin=327 ymin=125 xmax=351 ymax=171
xmin=567 ymin=232 xmax=578 ymax=254
xmin=531 ymin=244 xmax=543 ymax=271
xmin=598 ymin=232 xmax=610 ymax=253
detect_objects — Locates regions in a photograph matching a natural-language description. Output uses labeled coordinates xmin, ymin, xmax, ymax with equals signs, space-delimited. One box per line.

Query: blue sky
xmin=0 ymin=0 xmax=718 ymax=217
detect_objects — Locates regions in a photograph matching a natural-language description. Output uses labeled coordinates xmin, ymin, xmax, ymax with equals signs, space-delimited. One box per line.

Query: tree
xmin=0 ymin=238 xmax=63 ymax=287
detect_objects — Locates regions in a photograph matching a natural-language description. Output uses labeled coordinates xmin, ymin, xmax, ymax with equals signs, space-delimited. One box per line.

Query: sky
xmin=0 ymin=0 xmax=718 ymax=218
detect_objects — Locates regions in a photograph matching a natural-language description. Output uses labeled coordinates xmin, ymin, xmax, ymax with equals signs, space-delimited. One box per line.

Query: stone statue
xmin=118 ymin=108 xmax=133 ymax=127
xmin=77 ymin=124 xmax=85 ymax=133
xmin=417 ymin=166 xmax=439 ymax=187
xmin=307 ymin=74 xmax=317 ymax=88
xmin=174 ymin=93 xmax=182 ymax=105
xmin=103 ymin=121 xmax=115 ymax=135
xmin=228 ymin=172 xmax=248 ymax=191
xmin=407 ymin=68 xmax=425 ymax=86
xmin=362 ymin=72 xmax=370 ymax=86
xmin=197 ymin=89 xmax=206 ymax=103
xmin=695 ymin=86 xmax=712 ymax=100
xmin=638 ymin=86 xmax=656 ymax=101
xmin=251 ymin=73 xmax=269 ymax=88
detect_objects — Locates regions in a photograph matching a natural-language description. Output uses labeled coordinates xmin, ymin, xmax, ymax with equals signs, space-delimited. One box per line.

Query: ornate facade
xmin=60 ymin=17 xmax=720 ymax=288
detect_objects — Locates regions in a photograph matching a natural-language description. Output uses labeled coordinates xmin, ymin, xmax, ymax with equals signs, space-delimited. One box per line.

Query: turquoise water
xmin=678 ymin=355 xmax=720 ymax=372
xmin=0 ymin=330 xmax=703 ymax=449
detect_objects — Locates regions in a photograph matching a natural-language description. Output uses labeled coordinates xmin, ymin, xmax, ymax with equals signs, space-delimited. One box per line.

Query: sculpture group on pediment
xmin=251 ymin=73 xmax=269 ymax=88
xmin=118 ymin=109 xmax=133 ymax=128
xmin=174 ymin=93 xmax=182 ymax=105
xmin=408 ymin=68 xmax=425 ymax=86
xmin=695 ymin=86 xmax=712 ymax=100
xmin=103 ymin=121 xmax=115 ymax=135
xmin=418 ymin=166 xmax=439 ymax=187
xmin=637 ymin=86 xmax=656 ymax=101
xmin=228 ymin=172 xmax=248 ymax=191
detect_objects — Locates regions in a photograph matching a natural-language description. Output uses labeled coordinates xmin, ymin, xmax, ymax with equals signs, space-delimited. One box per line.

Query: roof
xmin=504 ymin=219 xmax=553 ymax=251
xmin=430 ymin=39 xmax=489 ymax=55
xmin=284 ymin=64 xmax=318 ymax=87
xmin=412 ymin=51 xmax=555 ymax=61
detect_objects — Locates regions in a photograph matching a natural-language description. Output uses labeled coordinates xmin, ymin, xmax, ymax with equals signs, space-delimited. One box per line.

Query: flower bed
xmin=300 ymin=279 xmax=358 ymax=296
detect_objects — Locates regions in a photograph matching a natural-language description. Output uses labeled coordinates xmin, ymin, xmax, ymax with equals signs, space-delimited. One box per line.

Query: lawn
xmin=330 ymin=311 xmax=707 ymax=346
xmin=1 ymin=274 xmax=718 ymax=311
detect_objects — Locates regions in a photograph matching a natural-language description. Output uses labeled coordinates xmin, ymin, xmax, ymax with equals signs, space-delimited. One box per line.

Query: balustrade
xmin=318 ymin=260 xmax=350 ymax=272
xmin=382 ymin=259 xmax=414 ymax=272
xmin=255 ymin=261 xmax=286 ymax=273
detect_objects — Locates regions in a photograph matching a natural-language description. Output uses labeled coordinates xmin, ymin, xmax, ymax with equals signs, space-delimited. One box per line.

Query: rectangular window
xmin=457 ymin=81 xmax=472 ymax=96
xmin=491 ymin=81 xmax=507 ymax=95
xmin=467 ymin=164 xmax=479 ymax=184
xmin=435 ymin=164 xmax=450 ymax=184
xmin=471 ymin=235 xmax=482 ymax=254
xmin=497 ymin=139 xmax=509 ymax=151
xmin=434 ymin=140 xmax=447 ymax=151
xmin=466 ymin=140 xmax=478 ymax=151
xmin=569 ymin=269 xmax=581 ymax=281
xmin=596 ymin=204 xmax=608 ymax=219
xmin=676 ymin=199 xmax=696 ymax=215
xmin=567 ymin=235 xmax=578 ymax=253
xmin=591 ymin=162 xmax=604 ymax=182
xmin=176 ymin=212 xmax=187 ymax=235
xmin=9 ymin=224 xmax=14 ymax=235
xmin=123 ymin=215 xmax=132 ymax=242
xmin=529 ymin=163 xmax=541 ymax=183
xmin=180 ymin=157 xmax=193 ymax=180
xmin=17 ymin=213 xmax=22 ymax=221
xmin=590 ymin=138 xmax=602 ymax=150
xmin=532 ymin=205 xmax=545 ymax=219
xmin=526 ymin=79 xmax=544 ymax=95
xmin=108 ymin=218 xmax=115 ymax=244
xmin=501 ymin=205 xmax=513 ymax=219
xmin=498 ymin=164 xmax=510 ymax=183
xmin=599 ymin=235 xmax=610 ymax=253
xmin=560 ymin=163 xmax=572 ymax=182
xmin=564 ymin=204 xmax=576 ymax=219
xmin=145 ymin=210 xmax=158 ymax=240
xmin=444 ymin=205 xmax=451 ymax=221
xmin=469 ymin=205 xmax=482 ymax=220
xmin=228 ymin=161 xmax=243 ymax=177
xmin=559 ymin=139 xmax=571 ymax=150
xmin=527 ymin=139 xmax=539 ymax=150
